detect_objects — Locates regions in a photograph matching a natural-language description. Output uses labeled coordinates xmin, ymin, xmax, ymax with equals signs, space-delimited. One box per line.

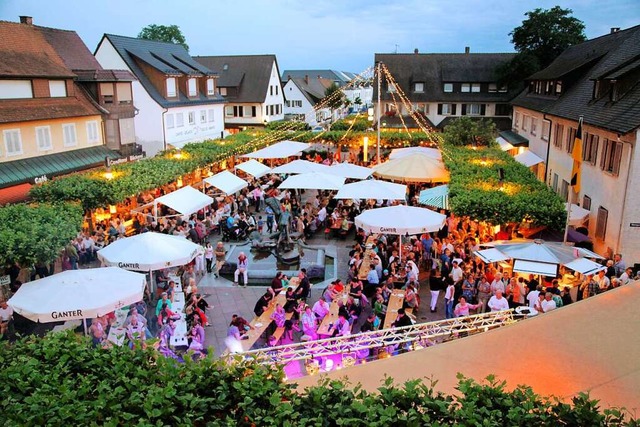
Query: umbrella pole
xmin=83 ymin=318 xmax=87 ymax=336
xmin=149 ymin=270 xmax=154 ymax=299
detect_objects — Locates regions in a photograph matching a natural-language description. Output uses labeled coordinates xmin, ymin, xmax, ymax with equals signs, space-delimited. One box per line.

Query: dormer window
xmin=206 ymin=78 xmax=215 ymax=96
xmin=555 ymin=81 xmax=562 ymax=94
xmin=166 ymin=77 xmax=177 ymax=98
xmin=187 ymin=78 xmax=197 ymax=97
xmin=443 ymin=83 xmax=453 ymax=93
xmin=49 ymin=80 xmax=67 ymax=97
xmin=414 ymin=82 xmax=424 ymax=92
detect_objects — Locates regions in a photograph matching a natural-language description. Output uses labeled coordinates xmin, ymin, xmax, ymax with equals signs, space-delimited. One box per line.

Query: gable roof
xmin=99 ymin=34 xmax=225 ymax=108
xmin=513 ymin=25 xmax=640 ymax=134
xmin=374 ymin=53 xmax=520 ymax=103
xmin=193 ymin=55 xmax=279 ymax=103
xmin=285 ymin=76 xmax=334 ymax=106
xmin=0 ymin=20 xmax=75 ymax=78
xmin=281 ymin=69 xmax=355 ymax=85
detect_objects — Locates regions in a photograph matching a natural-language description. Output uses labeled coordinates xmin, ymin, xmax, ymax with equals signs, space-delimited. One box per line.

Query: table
xmin=357 ymin=234 xmax=379 ymax=280
xmin=382 ymin=290 xmax=405 ymax=329
xmin=317 ymin=286 xmax=351 ymax=336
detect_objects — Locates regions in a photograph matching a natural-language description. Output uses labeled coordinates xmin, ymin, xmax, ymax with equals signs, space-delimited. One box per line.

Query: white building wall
xmin=512 ymin=107 xmax=550 ymax=181
xmin=618 ymin=129 xmax=640 ymax=258
xmin=263 ymin=62 xmax=285 ymax=123
xmin=165 ymin=104 xmax=224 ymax=149
xmin=283 ymin=80 xmax=318 ymax=127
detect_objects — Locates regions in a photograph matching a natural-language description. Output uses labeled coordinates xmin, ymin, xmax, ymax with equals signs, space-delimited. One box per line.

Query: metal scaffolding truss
xmin=230 ymin=310 xmax=517 ymax=365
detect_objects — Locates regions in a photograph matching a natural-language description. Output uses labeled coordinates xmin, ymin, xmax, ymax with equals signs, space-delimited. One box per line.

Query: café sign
xmin=34 ymin=175 xmax=48 ymax=185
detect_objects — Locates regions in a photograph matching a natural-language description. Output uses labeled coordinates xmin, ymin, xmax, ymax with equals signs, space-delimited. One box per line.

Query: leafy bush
xmin=266 ymin=120 xmax=309 ymax=132
xmin=330 ymin=116 xmax=371 ymax=132
xmin=443 ymin=116 xmax=497 ymax=147
xmin=0 ymin=333 xmax=635 ymax=426
xmin=0 ymin=203 xmax=83 ymax=266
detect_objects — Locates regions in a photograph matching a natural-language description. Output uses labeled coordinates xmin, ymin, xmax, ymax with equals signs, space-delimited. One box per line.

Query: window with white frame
xmin=414 ymin=82 xmax=424 ymax=92
xmin=530 ymin=118 xmax=538 ymax=136
xmin=200 ymin=110 xmax=207 ymax=124
xmin=515 ymin=112 xmax=520 ymax=127
xmin=206 ymin=79 xmax=215 ymax=96
xmin=219 ymin=87 xmax=227 ymax=96
xmin=175 ymin=113 xmax=184 ymax=127
xmin=166 ymin=114 xmax=175 ymax=129
xmin=0 ymin=80 xmax=33 ymax=99
xmin=440 ymin=103 xmax=453 ymax=115
xmin=62 ymin=124 xmax=77 ymax=147
xmin=443 ymin=83 xmax=453 ymax=93
xmin=225 ymin=106 xmax=234 ymax=117
xmin=488 ymin=83 xmax=497 ymax=93
xmin=188 ymin=111 xmax=195 ymax=125
xmin=86 ymin=121 xmax=99 ymax=143
xmin=188 ymin=78 xmax=197 ymax=97
xmin=471 ymin=83 xmax=480 ymax=93
xmin=3 ymin=129 xmax=22 ymax=156
xmin=387 ymin=83 xmax=396 ymax=93
xmin=541 ymin=121 xmax=550 ymax=141
xmin=467 ymin=104 xmax=481 ymax=115
xmin=166 ymin=78 xmax=177 ymax=97
xmin=208 ymin=109 xmax=215 ymax=122
xmin=35 ymin=126 xmax=52 ymax=151
xmin=595 ymin=206 xmax=608 ymax=239
xmin=522 ymin=115 xmax=529 ymax=131
xmin=49 ymin=80 xmax=67 ymax=97
xmin=461 ymin=83 xmax=471 ymax=93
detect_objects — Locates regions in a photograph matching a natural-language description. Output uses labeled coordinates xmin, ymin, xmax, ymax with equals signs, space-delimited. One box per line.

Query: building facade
xmin=193 ymin=55 xmax=284 ymax=131
xmin=95 ymin=34 xmax=226 ymax=156
xmin=511 ymin=25 xmax=640 ymax=257
xmin=282 ymin=76 xmax=334 ymax=127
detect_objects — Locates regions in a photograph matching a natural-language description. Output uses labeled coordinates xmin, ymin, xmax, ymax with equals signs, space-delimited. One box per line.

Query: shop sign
xmin=0 ymin=275 xmax=10 ymax=286
xmin=34 ymin=175 xmax=48 ymax=185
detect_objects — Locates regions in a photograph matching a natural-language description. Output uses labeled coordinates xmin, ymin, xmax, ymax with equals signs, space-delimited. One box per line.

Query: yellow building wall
xmin=0 ymin=115 xmax=104 ymax=162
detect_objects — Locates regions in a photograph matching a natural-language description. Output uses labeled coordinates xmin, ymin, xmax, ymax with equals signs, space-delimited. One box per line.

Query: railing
xmin=228 ymin=310 xmax=518 ymax=366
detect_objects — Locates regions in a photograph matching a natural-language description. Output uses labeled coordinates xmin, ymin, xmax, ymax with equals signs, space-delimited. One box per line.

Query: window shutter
xmin=613 ymin=142 xmax=623 ymax=176
xmin=591 ymin=137 xmax=599 ymax=164
xmin=451 ymin=104 xmax=457 ymax=115
xmin=600 ymin=139 xmax=609 ymax=170
xmin=461 ymin=104 xmax=467 ymax=115
xmin=480 ymin=104 xmax=486 ymax=116
xmin=437 ymin=104 xmax=442 ymax=115
xmin=582 ymin=133 xmax=589 ymax=161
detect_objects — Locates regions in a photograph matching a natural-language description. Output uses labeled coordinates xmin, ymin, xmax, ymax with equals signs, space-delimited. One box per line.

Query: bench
xmin=382 ymin=290 xmax=405 ymax=329
xmin=270 ymin=311 xmax=295 ymax=345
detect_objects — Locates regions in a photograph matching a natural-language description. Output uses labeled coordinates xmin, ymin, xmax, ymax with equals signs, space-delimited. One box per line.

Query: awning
xmin=418 ymin=185 xmax=449 ymax=210
xmin=564 ymin=258 xmax=606 ymax=275
xmin=513 ymin=259 xmax=557 ymax=276
xmin=566 ymin=203 xmax=590 ymax=226
xmin=0 ymin=145 xmax=120 ymax=189
xmin=495 ymin=136 xmax=514 ymax=151
xmin=498 ymin=130 xmax=529 ymax=147
xmin=241 ymin=140 xmax=309 ymax=159
xmin=474 ymin=248 xmax=510 ymax=263
xmin=514 ymin=150 xmax=544 ymax=167
xmin=235 ymin=159 xmax=271 ymax=178
xmin=203 ymin=170 xmax=248 ymax=195
xmin=154 ymin=186 xmax=213 ymax=216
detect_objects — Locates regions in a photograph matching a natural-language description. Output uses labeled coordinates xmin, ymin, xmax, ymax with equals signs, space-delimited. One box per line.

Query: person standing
xmin=444 ymin=279 xmax=455 ymax=319
xmin=488 ymin=290 xmax=509 ymax=312
xmin=428 ymin=275 xmax=443 ymax=313
xmin=204 ymin=242 xmax=214 ymax=274
xmin=214 ymin=242 xmax=226 ymax=278
xmin=476 ymin=276 xmax=492 ymax=313
xmin=295 ymin=268 xmax=311 ymax=302
xmin=234 ymin=252 xmax=248 ymax=287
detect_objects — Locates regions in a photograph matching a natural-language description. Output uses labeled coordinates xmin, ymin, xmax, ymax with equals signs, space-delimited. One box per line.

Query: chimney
xmin=610 ymin=27 xmax=620 ymax=33
xmin=304 ymin=75 xmax=309 ymax=84
xmin=19 ymin=16 xmax=33 ymax=25
xmin=464 ymin=46 xmax=470 ymax=54
xmin=287 ymin=74 xmax=291 ymax=81
xmin=414 ymin=48 xmax=419 ymax=54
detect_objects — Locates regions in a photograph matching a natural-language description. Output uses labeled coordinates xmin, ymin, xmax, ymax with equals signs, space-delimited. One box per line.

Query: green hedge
xmin=0 ymin=333 xmax=634 ymax=426
xmin=442 ymin=143 xmax=566 ymax=229
xmin=0 ymin=203 xmax=83 ymax=266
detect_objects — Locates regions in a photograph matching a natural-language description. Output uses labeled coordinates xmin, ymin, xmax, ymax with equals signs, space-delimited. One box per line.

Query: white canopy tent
xmin=97 ymin=232 xmax=203 ymax=273
xmin=278 ymin=172 xmax=346 ymax=190
xmin=373 ymin=153 xmax=449 ymax=183
xmin=514 ymin=150 xmax=544 ymax=167
xmin=565 ymin=202 xmax=590 ymax=226
xmin=235 ymin=159 xmax=271 ymax=178
xmin=272 ymin=159 xmax=330 ymax=174
xmin=154 ymin=186 xmax=213 ymax=218
xmin=389 ymin=146 xmax=442 ymax=160
xmin=241 ymin=140 xmax=310 ymax=159
xmin=326 ymin=162 xmax=374 ymax=180
xmin=8 ymin=267 xmax=146 ymax=325
xmin=474 ymin=248 xmax=511 ymax=263
xmin=564 ymin=258 xmax=607 ymax=275
xmin=203 ymin=170 xmax=248 ymax=195
xmin=334 ymin=180 xmax=406 ymax=201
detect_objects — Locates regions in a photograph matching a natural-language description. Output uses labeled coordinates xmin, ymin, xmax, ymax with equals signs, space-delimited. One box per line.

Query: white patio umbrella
xmin=278 ymin=172 xmax=346 ymax=190
xmin=355 ymin=205 xmax=446 ymax=259
xmin=203 ymin=170 xmax=248 ymax=195
xmin=373 ymin=153 xmax=449 ymax=183
xmin=97 ymin=232 xmax=203 ymax=272
xmin=389 ymin=146 xmax=442 ymax=160
xmin=8 ymin=267 xmax=146 ymax=326
xmin=272 ymin=159 xmax=330 ymax=174
xmin=327 ymin=162 xmax=374 ymax=180
xmin=565 ymin=203 xmax=590 ymax=226
xmin=154 ymin=185 xmax=213 ymax=219
xmin=235 ymin=159 xmax=271 ymax=178
xmin=241 ymin=140 xmax=310 ymax=159
xmin=334 ymin=180 xmax=407 ymax=201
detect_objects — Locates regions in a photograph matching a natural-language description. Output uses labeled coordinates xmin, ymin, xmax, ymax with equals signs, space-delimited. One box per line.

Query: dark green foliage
xmin=330 ymin=116 xmax=371 ymax=132
xmin=442 ymin=117 xmax=497 ymax=147
xmin=323 ymin=83 xmax=345 ymax=111
xmin=138 ymin=24 xmax=189 ymax=51
xmin=0 ymin=333 xmax=635 ymax=426
xmin=0 ymin=202 xmax=83 ymax=266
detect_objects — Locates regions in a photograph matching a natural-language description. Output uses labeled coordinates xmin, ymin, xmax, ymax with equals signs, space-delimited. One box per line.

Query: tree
xmin=498 ymin=6 xmax=586 ymax=87
xmin=138 ymin=24 xmax=189 ymax=51
xmin=443 ymin=117 xmax=496 ymax=147
xmin=323 ymin=83 xmax=345 ymax=110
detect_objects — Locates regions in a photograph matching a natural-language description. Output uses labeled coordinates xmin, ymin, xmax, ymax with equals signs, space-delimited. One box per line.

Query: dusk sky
xmin=1 ymin=0 xmax=638 ymax=74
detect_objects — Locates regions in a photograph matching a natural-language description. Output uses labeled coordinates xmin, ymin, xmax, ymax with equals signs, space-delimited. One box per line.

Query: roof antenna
xmin=394 ymin=44 xmax=399 ymax=54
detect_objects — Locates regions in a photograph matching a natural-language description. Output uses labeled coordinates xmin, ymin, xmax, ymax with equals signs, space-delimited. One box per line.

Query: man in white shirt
xmin=317 ymin=206 xmax=327 ymax=224
xmin=488 ymin=290 xmax=510 ymax=312
xmin=0 ymin=299 xmax=13 ymax=336
xmin=490 ymin=273 xmax=505 ymax=295
xmin=595 ymin=270 xmax=610 ymax=291
xmin=312 ymin=299 xmax=330 ymax=321
xmin=527 ymin=286 xmax=541 ymax=309
xmin=450 ymin=261 xmax=464 ymax=284
xmin=540 ymin=292 xmax=557 ymax=313
xmin=619 ymin=267 xmax=633 ymax=285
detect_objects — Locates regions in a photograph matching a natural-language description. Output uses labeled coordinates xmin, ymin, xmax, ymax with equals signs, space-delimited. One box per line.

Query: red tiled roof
xmin=0 ymin=21 xmax=75 ymax=78
xmin=74 ymin=69 xmax=136 ymax=82
xmin=0 ymin=91 xmax=101 ymax=124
